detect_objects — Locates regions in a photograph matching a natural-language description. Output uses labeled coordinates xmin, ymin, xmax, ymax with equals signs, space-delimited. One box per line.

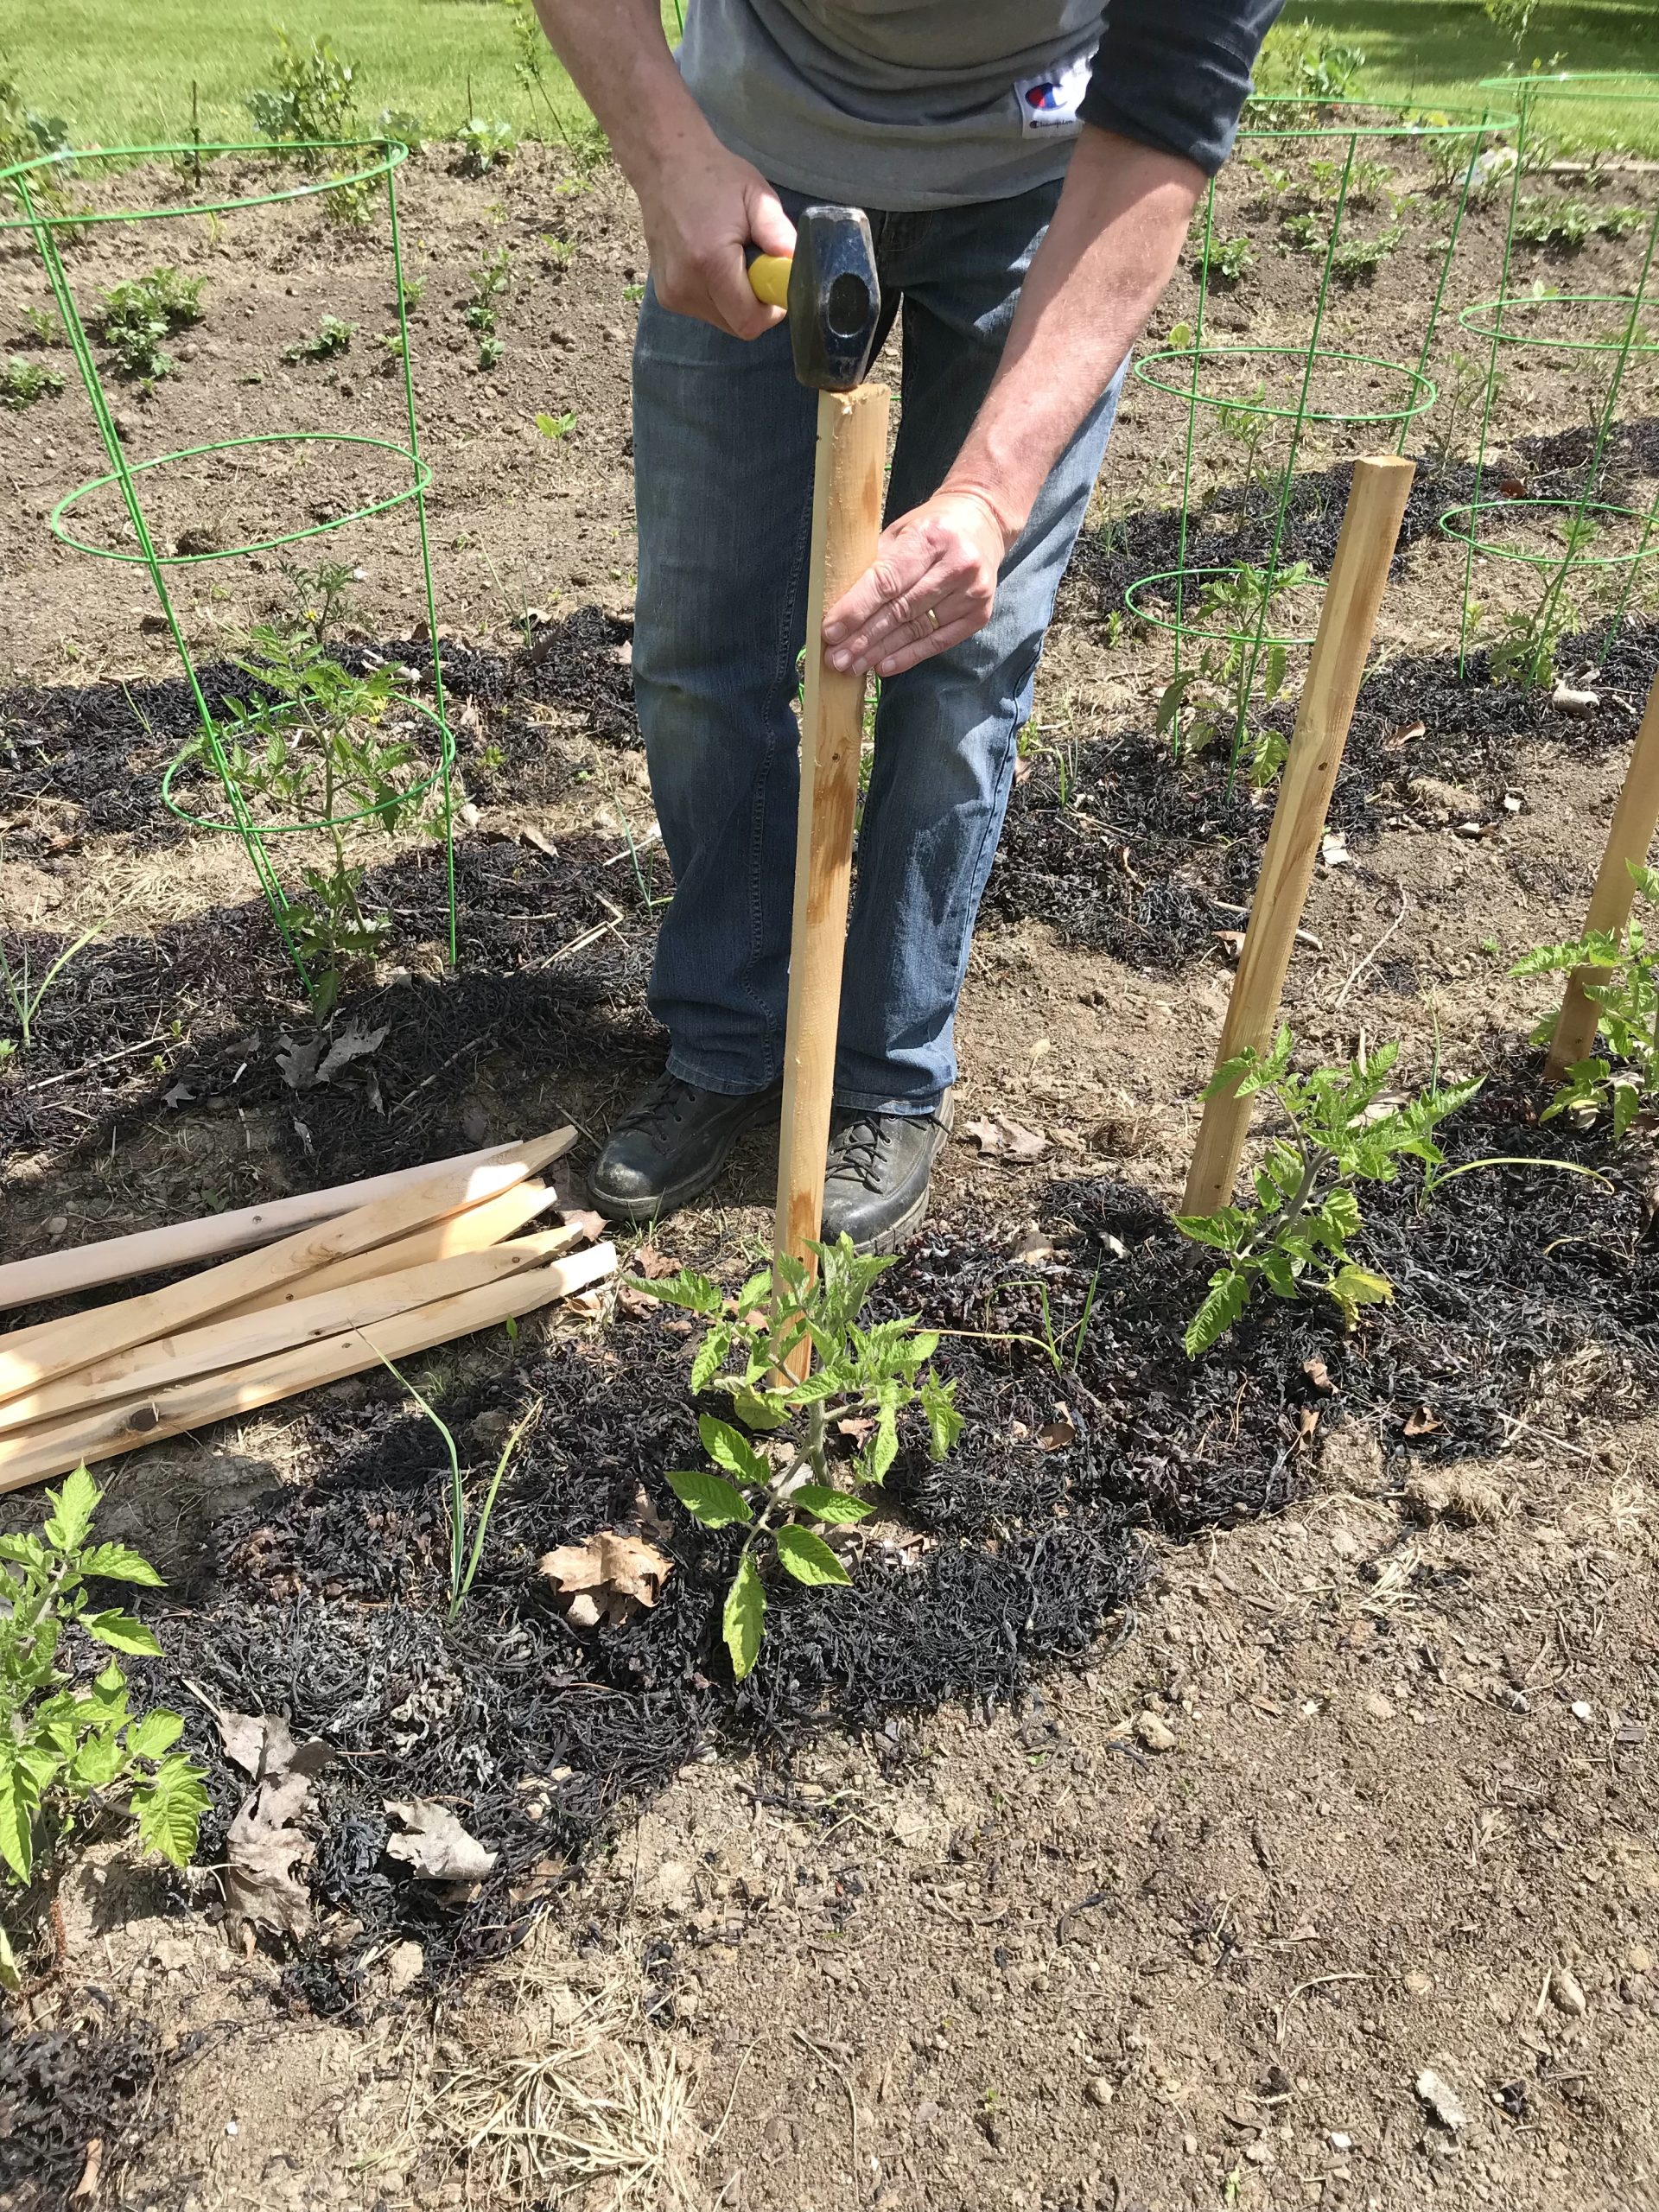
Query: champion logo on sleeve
xmin=1014 ymin=48 xmax=1095 ymax=137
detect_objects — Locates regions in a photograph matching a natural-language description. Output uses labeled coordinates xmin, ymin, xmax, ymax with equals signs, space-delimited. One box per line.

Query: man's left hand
xmin=822 ymin=490 xmax=1009 ymax=679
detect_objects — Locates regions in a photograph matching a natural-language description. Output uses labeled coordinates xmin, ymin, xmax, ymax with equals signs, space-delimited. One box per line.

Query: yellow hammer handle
xmin=747 ymin=253 xmax=791 ymax=309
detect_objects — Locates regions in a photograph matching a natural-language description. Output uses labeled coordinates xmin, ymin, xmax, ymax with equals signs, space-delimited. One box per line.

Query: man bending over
xmin=533 ymin=0 xmax=1281 ymax=1248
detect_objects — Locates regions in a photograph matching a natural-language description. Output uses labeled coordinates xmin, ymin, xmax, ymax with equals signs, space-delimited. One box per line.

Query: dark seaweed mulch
xmin=0 ymin=605 xmax=638 ymax=851
xmin=989 ymin=613 xmax=1659 ymax=970
xmin=0 ymin=2015 xmax=166 ymax=2212
xmin=134 ymin=1049 xmax=1657 ymax=2013
xmin=0 ymin=832 xmax=659 ymax=1185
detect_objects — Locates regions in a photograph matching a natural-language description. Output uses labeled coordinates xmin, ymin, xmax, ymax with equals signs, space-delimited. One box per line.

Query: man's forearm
xmin=942 ymin=127 xmax=1203 ymax=543
xmin=531 ymin=0 xmax=794 ymax=338
xmin=531 ymin=0 xmax=710 ymax=188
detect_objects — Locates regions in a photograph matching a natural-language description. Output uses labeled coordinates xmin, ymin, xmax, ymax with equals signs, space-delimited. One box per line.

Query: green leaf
xmin=791 ymin=1484 xmax=874 ymax=1524
xmin=43 ymin=1465 xmax=100 ymax=1554
xmin=690 ymin=1326 xmax=732 ymax=1395
xmin=731 ymin=1386 xmax=789 ymax=1431
xmin=1174 ymin=1206 xmax=1249 ymax=1253
xmin=1319 ymin=1185 xmax=1361 ymax=1244
xmin=1260 ymin=1247 xmax=1300 ymax=1299
xmin=0 ymin=1746 xmax=40 ymax=1884
xmin=130 ymin=1755 xmax=208 ymax=1869
xmin=666 ymin=1467 xmax=753 ymax=1528
xmin=0 ymin=1925 xmax=20 ymax=1995
xmin=71 ymin=1732 xmax=128 ymax=1792
xmin=125 ymin=1709 xmax=185 ymax=1760
xmin=723 ymin=1554 xmax=766 ymax=1681
xmin=79 ymin=1542 xmax=164 ymax=1586
xmin=698 ymin=1414 xmax=769 ymax=1487
xmin=632 ymin=1268 xmax=723 ymax=1317
xmin=921 ymin=1376 xmax=963 ymax=1463
xmin=775 ymin=1525 xmax=852 ymax=1587
xmin=871 ymin=1393 xmax=900 ymax=1481
xmin=1327 ymin=1264 xmax=1393 ymax=1329
xmin=1184 ymin=1266 xmax=1251 ymax=1358
xmin=81 ymin=1610 xmax=162 ymax=1657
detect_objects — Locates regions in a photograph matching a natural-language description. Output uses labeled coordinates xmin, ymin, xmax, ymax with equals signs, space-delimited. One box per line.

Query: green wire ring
xmin=1456 ymin=293 xmax=1659 ymax=353
xmin=1238 ymin=95 xmax=1522 ymax=139
xmin=50 ymin=430 xmax=432 ymax=565
xmin=1436 ymin=496 xmax=1659 ymax=569
xmin=1133 ymin=344 xmax=1438 ymax=425
xmin=161 ymin=694 xmax=455 ymax=835
xmin=1123 ymin=564 xmax=1325 ymax=648
xmin=1477 ymin=72 xmax=1659 ymax=105
xmin=0 ymin=137 xmax=410 ymax=231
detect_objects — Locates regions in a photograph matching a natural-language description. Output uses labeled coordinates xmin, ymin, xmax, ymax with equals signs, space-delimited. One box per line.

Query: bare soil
xmin=3 ymin=135 xmax=1659 ymax=2212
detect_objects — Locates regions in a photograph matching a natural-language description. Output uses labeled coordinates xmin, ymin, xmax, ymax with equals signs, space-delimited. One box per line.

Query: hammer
xmin=747 ymin=208 xmax=888 ymax=1349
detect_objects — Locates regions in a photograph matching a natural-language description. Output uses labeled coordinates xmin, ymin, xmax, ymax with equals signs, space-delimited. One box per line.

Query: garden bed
xmin=4 ymin=131 xmax=1659 ymax=2212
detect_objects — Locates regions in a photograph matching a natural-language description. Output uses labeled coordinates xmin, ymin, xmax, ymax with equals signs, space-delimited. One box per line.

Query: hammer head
xmin=786 ymin=205 xmax=880 ymax=392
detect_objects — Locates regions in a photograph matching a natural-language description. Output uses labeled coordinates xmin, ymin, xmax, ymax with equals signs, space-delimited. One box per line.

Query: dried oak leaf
xmin=962 ymin=1115 xmax=1047 ymax=1163
xmin=214 ymin=1706 xmax=334 ymax=1785
xmin=224 ymin=1770 xmax=316 ymax=1937
xmin=383 ymin=1798 xmax=498 ymax=1888
xmin=539 ymin=1529 xmax=672 ymax=1627
xmin=1403 ymin=1403 xmax=1443 ymax=1437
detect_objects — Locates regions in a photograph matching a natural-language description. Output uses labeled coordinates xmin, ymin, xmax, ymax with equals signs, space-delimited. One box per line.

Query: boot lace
xmin=613 ymin=1075 xmax=696 ymax=1150
xmin=828 ymin=1113 xmax=896 ymax=1192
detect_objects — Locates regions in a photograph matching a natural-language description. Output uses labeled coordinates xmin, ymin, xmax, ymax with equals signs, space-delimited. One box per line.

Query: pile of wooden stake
xmin=0 ymin=1130 xmax=614 ymax=1495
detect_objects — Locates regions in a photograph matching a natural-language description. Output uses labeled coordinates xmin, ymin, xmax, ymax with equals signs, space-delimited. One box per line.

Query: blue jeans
xmin=632 ymin=180 xmax=1125 ymax=1113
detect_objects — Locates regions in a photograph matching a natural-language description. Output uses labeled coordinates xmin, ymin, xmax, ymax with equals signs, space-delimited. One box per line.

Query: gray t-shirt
xmin=677 ymin=0 xmax=1282 ymax=210
xmin=678 ymin=0 xmax=1104 ymax=210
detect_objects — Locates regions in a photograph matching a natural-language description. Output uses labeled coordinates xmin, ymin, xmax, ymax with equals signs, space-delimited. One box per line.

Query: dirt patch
xmin=5 ymin=136 xmax=1659 ymax=2212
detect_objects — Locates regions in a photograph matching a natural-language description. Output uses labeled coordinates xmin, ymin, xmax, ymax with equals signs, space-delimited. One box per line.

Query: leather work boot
xmin=590 ymin=1073 xmax=782 ymax=1223
xmin=819 ymin=1097 xmax=954 ymax=1254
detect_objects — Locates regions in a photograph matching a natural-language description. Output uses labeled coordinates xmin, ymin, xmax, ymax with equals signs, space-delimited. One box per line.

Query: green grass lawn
xmin=4 ymin=0 xmax=1657 ymax=155
xmin=1298 ymin=0 xmax=1659 ymax=148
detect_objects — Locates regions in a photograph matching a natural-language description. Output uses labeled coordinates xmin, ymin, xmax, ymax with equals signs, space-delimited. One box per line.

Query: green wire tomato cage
xmin=1444 ymin=76 xmax=1659 ymax=675
xmin=1126 ymin=98 xmax=1516 ymax=775
xmin=0 ymin=137 xmax=460 ymax=1002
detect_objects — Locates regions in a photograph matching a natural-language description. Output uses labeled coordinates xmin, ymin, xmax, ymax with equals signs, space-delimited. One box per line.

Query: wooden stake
xmin=1546 ymin=664 xmax=1659 ymax=1078
xmin=772 ymin=382 xmax=890 ymax=1369
xmin=0 ymin=1129 xmax=575 ymax=1408
xmin=0 ymin=1242 xmax=617 ymax=1494
xmin=1183 ymin=456 xmax=1416 ymax=1215
xmin=0 ymin=1233 xmax=578 ymax=1435
xmin=0 ymin=1136 xmax=550 ymax=1315
xmin=217 ymin=1182 xmax=564 ymax=1321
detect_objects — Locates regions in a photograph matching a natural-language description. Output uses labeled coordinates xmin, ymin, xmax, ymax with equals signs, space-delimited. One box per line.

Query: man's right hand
xmin=638 ymin=143 xmax=797 ymax=340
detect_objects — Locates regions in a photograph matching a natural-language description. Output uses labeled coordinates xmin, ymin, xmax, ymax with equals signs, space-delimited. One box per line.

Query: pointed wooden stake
xmin=1183 ymin=457 xmax=1415 ymax=1215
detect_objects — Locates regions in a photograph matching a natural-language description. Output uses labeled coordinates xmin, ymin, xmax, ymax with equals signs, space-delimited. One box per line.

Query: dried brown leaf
xmin=539 ymin=1529 xmax=672 ymax=1611
xmin=224 ymin=1770 xmax=316 ymax=1937
xmin=384 ymin=1798 xmax=499 ymax=1885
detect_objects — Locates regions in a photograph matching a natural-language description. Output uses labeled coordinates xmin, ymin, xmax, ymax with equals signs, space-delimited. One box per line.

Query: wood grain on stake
xmin=1182 ymin=457 xmax=1416 ymax=1215
xmin=1546 ymin=664 xmax=1659 ymax=1078
xmin=0 ymin=1242 xmax=618 ymax=1493
xmin=0 ymin=1138 xmax=525 ymax=1315
xmin=0 ymin=1128 xmax=575 ymax=1408
xmin=0 ymin=1233 xmax=581 ymax=1434
xmin=216 ymin=1181 xmax=563 ymax=1320
xmin=772 ymin=382 xmax=889 ymax=1376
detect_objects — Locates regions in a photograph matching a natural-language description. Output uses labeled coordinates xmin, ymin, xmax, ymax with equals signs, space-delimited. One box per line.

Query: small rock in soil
xmin=1085 ymin=2075 xmax=1115 ymax=2108
xmin=1134 ymin=1711 xmax=1177 ymax=1753
xmin=1549 ymin=1967 xmax=1587 ymax=2017
xmin=1405 ymin=1470 xmax=1505 ymax=1527
xmin=385 ymin=1941 xmax=424 ymax=1996
xmin=1415 ymin=2068 xmax=1469 ymax=2132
